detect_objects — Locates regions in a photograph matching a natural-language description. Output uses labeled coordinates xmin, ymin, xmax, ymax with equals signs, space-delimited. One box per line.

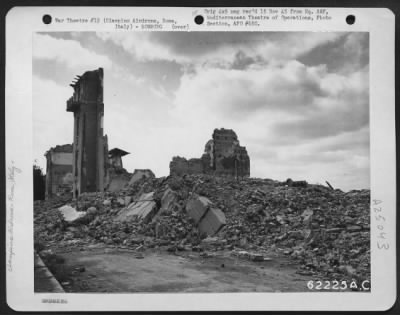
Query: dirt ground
xmin=45 ymin=245 xmax=314 ymax=293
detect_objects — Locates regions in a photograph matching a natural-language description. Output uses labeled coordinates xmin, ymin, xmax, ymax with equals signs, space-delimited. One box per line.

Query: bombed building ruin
xmin=109 ymin=148 xmax=130 ymax=170
xmin=106 ymin=148 xmax=132 ymax=192
xmin=44 ymin=144 xmax=73 ymax=199
xmin=66 ymin=68 xmax=108 ymax=197
xmin=170 ymin=128 xmax=250 ymax=178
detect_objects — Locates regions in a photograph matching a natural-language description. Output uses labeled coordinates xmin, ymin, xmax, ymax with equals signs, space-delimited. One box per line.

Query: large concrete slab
xmin=117 ymin=192 xmax=157 ymax=223
xmin=198 ymin=207 xmax=226 ymax=236
xmin=186 ymin=196 xmax=213 ymax=224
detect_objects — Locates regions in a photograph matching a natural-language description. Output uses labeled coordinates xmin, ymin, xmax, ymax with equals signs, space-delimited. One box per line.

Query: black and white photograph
xmin=5 ymin=6 xmax=396 ymax=311
xmin=32 ymin=31 xmax=371 ymax=293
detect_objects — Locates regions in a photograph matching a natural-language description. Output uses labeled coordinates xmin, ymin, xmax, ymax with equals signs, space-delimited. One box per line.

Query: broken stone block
xmin=86 ymin=206 xmax=97 ymax=215
xmin=116 ymin=192 xmax=157 ymax=223
xmin=129 ymin=169 xmax=155 ymax=186
xmin=186 ymin=196 xmax=213 ymax=224
xmin=58 ymin=205 xmax=86 ymax=222
xmin=160 ymin=188 xmax=178 ymax=213
xmin=198 ymin=207 xmax=226 ymax=236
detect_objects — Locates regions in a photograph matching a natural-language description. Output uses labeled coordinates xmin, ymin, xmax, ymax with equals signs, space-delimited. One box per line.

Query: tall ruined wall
xmin=170 ymin=128 xmax=250 ymax=178
xmin=234 ymin=145 xmax=250 ymax=178
xmin=67 ymin=68 xmax=107 ymax=197
xmin=212 ymin=128 xmax=250 ymax=177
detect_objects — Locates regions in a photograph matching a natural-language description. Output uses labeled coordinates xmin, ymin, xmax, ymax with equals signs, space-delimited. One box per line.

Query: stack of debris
xmin=34 ymin=173 xmax=370 ymax=281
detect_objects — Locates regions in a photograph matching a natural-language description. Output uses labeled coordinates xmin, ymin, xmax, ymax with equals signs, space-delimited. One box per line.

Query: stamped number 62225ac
xmin=307 ymin=280 xmax=370 ymax=291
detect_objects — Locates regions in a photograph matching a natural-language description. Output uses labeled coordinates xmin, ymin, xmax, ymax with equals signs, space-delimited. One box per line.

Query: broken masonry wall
xmin=201 ymin=139 xmax=215 ymax=174
xmin=106 ymin=148 xmax=136 ymax=192
xmin=234 ymin=145 xmax=250 ymax=178
xmin=200 ymin=153 xmax=214 ymax=174
xmin=67 ymin=68 xmax=107 ymax=197
xmin=44 ymin=144 xmax=73 ymax=199
xmin=169 ymin=156 xmax=188 ymax=176
xmin=187 ymin=158 xmax=203 ymax=174
xmin=170 ymin=156 xmax=204 ymax=176
xmin=169 ymin=128 xmax=250 ymax=178
xmin=170 ymin=157 xmax=204 ymax=176
xmin=212 ymin=128 xmax=250 ymax=178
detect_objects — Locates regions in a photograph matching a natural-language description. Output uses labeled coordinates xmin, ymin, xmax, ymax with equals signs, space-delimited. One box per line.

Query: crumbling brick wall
xmin=170 ymin=128 xmax=250 ymax=178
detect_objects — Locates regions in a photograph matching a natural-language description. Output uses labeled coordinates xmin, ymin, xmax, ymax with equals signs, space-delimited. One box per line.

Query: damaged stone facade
xmin=44 ymin=144 xmax=73 ymax=199
xmin=67 ymin=68 xmax=108 ymax=197
xmin=170 ymin=128 xmax=250 ymax=178
xmin=108 ymin=148 xmax=130 ymax=170
xmin=106 ymin=148 xmax=131 ymax=192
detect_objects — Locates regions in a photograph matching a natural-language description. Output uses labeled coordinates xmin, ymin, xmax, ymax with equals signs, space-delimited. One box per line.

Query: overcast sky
xmin=33 ymin=31 xmax=369 ymax=191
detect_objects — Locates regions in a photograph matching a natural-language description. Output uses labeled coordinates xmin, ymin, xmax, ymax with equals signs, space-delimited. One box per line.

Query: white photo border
xmin=5 ymin=6 xmax=396 ymax=311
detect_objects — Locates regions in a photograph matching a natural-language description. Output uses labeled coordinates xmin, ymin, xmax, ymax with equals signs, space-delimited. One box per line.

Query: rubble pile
xmin=34 ymin=173 xmax=370 ymax=280
xmin=34 ymin=195 xmax=72 ymax=248
xmin=177 ymin=175 xmax=370 ymax=279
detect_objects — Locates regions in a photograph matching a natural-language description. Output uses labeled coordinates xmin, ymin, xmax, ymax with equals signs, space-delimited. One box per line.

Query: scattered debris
xmin=35 ymin=173 xmax=370 ymax=281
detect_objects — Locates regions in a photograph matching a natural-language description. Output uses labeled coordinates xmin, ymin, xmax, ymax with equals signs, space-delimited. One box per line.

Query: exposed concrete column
xmin=67 ymin=68 xmax=107 ymax=197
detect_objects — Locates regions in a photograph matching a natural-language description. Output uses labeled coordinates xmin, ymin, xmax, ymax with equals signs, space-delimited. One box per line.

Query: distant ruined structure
xmin=107 ymin=148 xmax=131 ymax=192
xmin=66 ymin=68 xmax=108 ymax=197
xmin=45 ymin=69 xmax=250 ymax=201
xmin=108 ymin=148 xmax=130 ymax=170
xmin=170 ymin=128 xmax=250 ymax=178
xmin=44 ymin=144 xmax=73 ymax=199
